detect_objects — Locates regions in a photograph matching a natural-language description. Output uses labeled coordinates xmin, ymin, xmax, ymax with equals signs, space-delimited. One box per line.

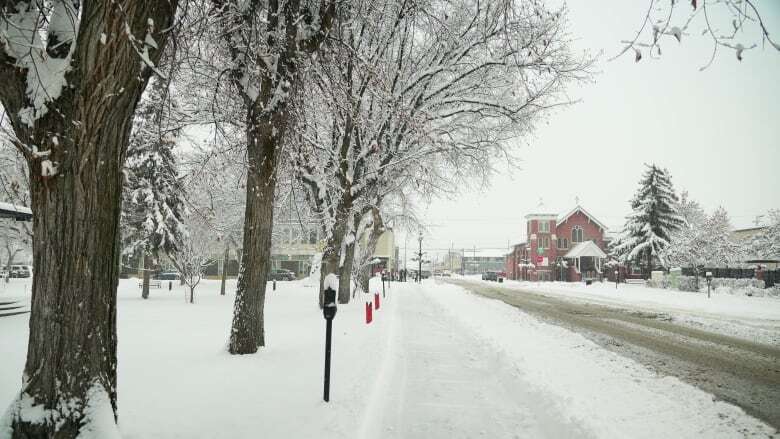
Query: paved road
xmin=444 ymin=278 xmax=780 ymax=430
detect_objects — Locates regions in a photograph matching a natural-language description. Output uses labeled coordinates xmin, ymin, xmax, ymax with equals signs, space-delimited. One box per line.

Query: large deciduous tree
xmin=0 ymin=0 xmax=178 ymax=436
xmin=210 ymin=0 xmax=336 ymax=354
xmin=292 ymin=0 xmax=589 ymax=304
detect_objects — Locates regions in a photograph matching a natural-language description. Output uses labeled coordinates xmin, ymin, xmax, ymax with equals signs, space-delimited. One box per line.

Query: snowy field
xmin=0 ymin=277 xmax=776 ymax=438
xmin=458 ymin=276 xmax=780 ymax=345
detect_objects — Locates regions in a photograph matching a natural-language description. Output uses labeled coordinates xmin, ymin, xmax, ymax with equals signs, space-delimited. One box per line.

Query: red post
xmin=365 ymin=302 xmax=373 ymax=324
xmin=374 ymin=293 xmax=380 ymax=310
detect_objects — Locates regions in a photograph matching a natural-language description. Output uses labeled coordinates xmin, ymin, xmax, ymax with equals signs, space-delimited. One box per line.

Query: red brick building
xmin=506 ymin=205 xmax=610 ymax=282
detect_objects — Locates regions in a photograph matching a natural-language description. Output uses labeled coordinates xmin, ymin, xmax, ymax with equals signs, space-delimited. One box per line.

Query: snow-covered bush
xmin=677 ymin=276 xmax=700 ymax=292
xmin=647 ymin=276 xmax=671 ymax=289
xmin=675 ymin=276 xmax=766 ymax=296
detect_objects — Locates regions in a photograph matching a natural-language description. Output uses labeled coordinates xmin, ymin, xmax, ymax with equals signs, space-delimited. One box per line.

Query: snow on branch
xmin=1 ymin=0 xmax=81 ymax=126
xmin=614 ymin=0 xmax=779 ymax=69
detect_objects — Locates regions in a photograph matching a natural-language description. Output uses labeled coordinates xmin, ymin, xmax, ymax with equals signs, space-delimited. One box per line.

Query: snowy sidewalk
xmin=360 ymin=282 xmax=588 ymax=439
xmin=359 ymin=280 xmax=776 ymax=438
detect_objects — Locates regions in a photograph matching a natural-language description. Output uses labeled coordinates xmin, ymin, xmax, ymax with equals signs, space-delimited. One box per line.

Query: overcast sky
xmin=400 ymin=1 xmax=780 ymax=260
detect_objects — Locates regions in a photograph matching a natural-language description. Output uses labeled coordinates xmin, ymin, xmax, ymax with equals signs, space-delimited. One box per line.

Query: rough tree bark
xmin=0 ymin=1 xmax=177 ymax=436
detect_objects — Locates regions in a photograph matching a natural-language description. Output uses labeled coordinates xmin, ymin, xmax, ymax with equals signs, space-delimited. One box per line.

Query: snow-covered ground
xmin=458 ymin=276 xmax=780 ymax=345
xmin=0 ymin=277 xmax=776 ymax=438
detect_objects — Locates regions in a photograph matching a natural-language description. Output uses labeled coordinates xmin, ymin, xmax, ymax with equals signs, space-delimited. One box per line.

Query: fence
xmin=679 ymin=267 xmax=755 ymax=279
xmin=679 ymin=267 xmax=779 ymax=288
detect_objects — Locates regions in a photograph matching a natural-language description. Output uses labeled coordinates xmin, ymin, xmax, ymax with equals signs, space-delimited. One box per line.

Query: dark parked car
xmin=10 ymin=265 xmax=31 ymax=278
xmin=481 ymin=271 xmax=499 ymax=281
xmin=154 ymin=272 xmax=180 ymax=280
xmin=269 ymin=269 xmax=296 ymax=281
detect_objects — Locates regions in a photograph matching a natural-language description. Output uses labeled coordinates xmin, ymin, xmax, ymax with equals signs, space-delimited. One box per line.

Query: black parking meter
xmin=323 ymin=286 xmax=337 ymax=402
xmin=323 ymin=287 xmax=337 ymax=320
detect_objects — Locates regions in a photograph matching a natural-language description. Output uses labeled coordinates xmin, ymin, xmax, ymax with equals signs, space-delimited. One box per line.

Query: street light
xmin=614 ymin=269 xmax=619 ymax=290
xmin=706 ymin=271 xmax=713 ymax=299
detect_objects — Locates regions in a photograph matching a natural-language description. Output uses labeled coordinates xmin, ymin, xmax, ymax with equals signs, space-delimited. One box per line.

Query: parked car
xmin=268 ymin=269 xmax=296 ymax=281
xmin=481 ymin=271 xmax=499 ymax=281
xmin=10 ymin=265 xmax=31 ymax=278
xmin=154 ymin=272 xmax=181 ymax=280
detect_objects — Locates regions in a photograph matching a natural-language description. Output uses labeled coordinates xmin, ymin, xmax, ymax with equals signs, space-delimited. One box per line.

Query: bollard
xmin=374 ymin=293 xmax=380 ymax=310
xmin=273 ymin=279 xmax=276 ymax=291
xmin=365 ymin=301 xmax=373 ymax=324
xmin=169 ymin=281 xmax=172 ymax=291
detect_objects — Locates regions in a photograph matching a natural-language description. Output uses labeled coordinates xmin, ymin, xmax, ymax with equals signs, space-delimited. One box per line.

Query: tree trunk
xmin=220 ymin=244 xmax=229 ymax=296
xmin=6 ymin=114 xmax=133 ymax=437
xmin=142 ymin=253 xmax=152 ymax=299
xmin=228 ymin=119 xmax=279 ymax=355
xmin=0 ymin=1 xmax=177 ymax=435
xmin=338 ymin=237 xmax=356 ymax=304
xmin=190 ymin=286 xmax=195 ymax=304
xmin=357 ymin=208 xmax=384 ymax=296
xmin=646 ymin=248 xmax=652 ymax=280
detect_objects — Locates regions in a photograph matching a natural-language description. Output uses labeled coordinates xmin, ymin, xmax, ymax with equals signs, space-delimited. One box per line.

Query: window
xmin=557 ymin=237 xmax=568 ymax=249
xmin=538 ymin=236 xmax=549 ymax=249
xmin=538 ymin=221 xmax=550 ymax=233
xmin=572 ymin=226 xmax=583 ymax=243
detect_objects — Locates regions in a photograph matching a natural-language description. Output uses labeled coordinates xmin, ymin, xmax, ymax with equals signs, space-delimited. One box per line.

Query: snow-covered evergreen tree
xmin=122 ymin=79 xmax=187 ymax=298
xmin=612 ymin=164 xmax=684 ymax=277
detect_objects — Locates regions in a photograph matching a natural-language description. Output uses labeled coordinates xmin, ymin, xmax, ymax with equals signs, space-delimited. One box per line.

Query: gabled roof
xmin=557 ymin=205 xmax=608 ymax=231
xmin=564 ymin=240 xmax=607 ymax=259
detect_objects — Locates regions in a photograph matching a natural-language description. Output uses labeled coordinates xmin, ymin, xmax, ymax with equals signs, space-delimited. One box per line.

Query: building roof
xmin=564 ymin=240 xmax=607 ymax=259
xmin=0 ymin=201 xmax=32 ymax=221
xmin=557 ymin=205 xmax=608 ymax=231
xmin=463 ymin=249 xmax=508 ymax=258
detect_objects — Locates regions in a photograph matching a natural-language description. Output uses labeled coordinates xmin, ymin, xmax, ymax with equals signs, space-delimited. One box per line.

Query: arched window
xmin=572 ymin=226 xmax=583 ymax=243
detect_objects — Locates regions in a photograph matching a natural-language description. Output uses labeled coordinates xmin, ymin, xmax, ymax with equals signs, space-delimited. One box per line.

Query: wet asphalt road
xmin=444 ymin=278 xmax=780 ymax=431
